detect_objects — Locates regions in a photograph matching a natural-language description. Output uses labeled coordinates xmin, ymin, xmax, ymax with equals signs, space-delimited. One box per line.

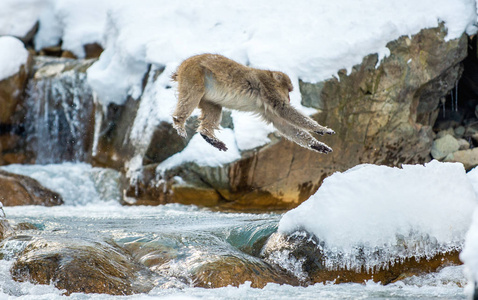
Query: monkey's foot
xmin=310 ymin=142 xmax=333 ymax=154
xmin=315 ymin=128 xmax=335 ymax=136
xmin=173 ymin=123 xmax=187 ymax=138
xmin=201 ymin=134 xmax=228 ymax=151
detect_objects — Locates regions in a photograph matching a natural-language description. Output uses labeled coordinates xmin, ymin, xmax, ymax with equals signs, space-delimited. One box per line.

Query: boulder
xmin=262 ymin=232 xmax=461 ymax=284
xmin=11 ymin=238 xmax=153 ymax=295
xmin=431 ymin=134 xmax=460 ymax=160
xmin=0 ymin=170 xmax=63 ymax=206
xmin=191 ymin=255 xmax=299 ymax=288
xmin=444 ymin=148 xmax=478 ymax=170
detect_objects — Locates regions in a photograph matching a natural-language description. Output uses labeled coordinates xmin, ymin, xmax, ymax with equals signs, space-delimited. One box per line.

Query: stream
xmin=0 ymin=163 xmax=468 ymax=299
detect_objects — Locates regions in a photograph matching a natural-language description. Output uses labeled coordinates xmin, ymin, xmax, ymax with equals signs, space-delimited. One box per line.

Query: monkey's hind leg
xmin=198 ymin=101 xmax=228 ymax=151
xmin=274 ymin=104 xmax=335 ymax=135
xmin=272 ymin=120 xmax=332 ymax=154
xmin=172 ymin=72 xmax=206 ymax=138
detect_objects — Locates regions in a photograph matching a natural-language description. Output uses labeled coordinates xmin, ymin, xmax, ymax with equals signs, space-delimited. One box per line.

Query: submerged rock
xmin=0 ymin=170 xmax=63 ymax=206
xmin=191 ymin=255 xmax=299 ymax=288
xmin=11 ymin=238 xmax=153 ymax=295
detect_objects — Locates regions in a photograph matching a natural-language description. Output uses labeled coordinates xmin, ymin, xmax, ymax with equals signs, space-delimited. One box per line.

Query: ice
xmin=278 ymin=160 xmax=477 ymax=271
xmin=0 ymin=36 xmax=29 ymax=81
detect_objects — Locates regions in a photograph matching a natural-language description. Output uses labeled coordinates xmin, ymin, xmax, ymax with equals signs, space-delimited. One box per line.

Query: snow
xmin=460 ymin=166 xmax=478 ymax=297
xmin=0 ymin=36 xmax=29 ymax=81
xmin=157 ymin=128 xmax=241 ymax=172
xmin=278 ymin=160 xmax=477 ymax=271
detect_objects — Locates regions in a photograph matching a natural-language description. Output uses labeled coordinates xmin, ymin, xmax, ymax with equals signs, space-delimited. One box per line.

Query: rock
xmin=436 ymin=128 xmax=455 ymax=139
xmin=0 ymin=46 xmax=32 ymax=125
xmin=431 ymin=134 xmax=460 ymax=160
xmin=455 ymin=126 xmax=466 ymax=137
xmin=457 ymin=138 xmax=471 ymax=150
xmin=444 ymin=148 xmax=478 ymax=170
xmin=191 ymin=256 xmax=299 ymax=288
xmin=262 ymin=232 xmax=461 ymax=285
xmin=0 ymin=170 xmax=63 ymax=206
xmin=11 ymin=238 xmax=153 ymax=295
xmin=84 ymin=43 xmax=104 ymax=59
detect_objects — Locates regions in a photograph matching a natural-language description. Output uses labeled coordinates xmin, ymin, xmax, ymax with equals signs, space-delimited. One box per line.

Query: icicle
xmin=451 ymin=88 xmax=454 ymax=112
xmin=441 ymin=98 xmax=446 ymax=118
xmin=455 ymin=80 xmax=458 ymax=112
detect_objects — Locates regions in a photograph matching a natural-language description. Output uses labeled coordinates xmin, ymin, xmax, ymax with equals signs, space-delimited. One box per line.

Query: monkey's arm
xmin=268 ymin=116 xmax=333 ymax=154
xmin=198 ymin=101 xmax=227 ymax=151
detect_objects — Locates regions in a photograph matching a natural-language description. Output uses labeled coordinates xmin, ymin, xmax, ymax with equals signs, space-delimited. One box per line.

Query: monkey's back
xmin=176 ymin=54 xmax=264 ymax=111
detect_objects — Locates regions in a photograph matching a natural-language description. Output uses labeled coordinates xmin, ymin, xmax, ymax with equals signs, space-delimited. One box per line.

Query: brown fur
xmin=171 ymin=54 xmax=334 ymax=153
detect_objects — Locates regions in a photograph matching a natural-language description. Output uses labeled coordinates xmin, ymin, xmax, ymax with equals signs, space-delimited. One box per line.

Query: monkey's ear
xmin=272 ymin=72 xmax=283 ymax=82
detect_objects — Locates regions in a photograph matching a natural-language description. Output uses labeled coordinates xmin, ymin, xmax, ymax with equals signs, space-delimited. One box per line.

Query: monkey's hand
xmin=310 ymin=142 xmax=333 ymax=154
xmin=315 ymin=128 xmax=335 ymax=136
xmin=200 ymin=134 xmax=228 ymax=151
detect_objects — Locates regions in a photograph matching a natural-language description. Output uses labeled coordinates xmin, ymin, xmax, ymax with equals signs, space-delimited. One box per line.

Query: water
xmin=24 ymin=58 xmax=95 ymax=164
xmin=0 ymin=163 xmax=468 ymax=299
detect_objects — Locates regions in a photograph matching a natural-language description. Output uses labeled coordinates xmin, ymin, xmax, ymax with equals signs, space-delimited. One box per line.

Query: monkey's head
xmin=272 ymin=71 xmax=293 ymax=102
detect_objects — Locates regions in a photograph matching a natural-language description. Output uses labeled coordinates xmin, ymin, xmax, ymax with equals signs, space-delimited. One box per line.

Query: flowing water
xmin=0 ymin=163 xmax=468 ymax=299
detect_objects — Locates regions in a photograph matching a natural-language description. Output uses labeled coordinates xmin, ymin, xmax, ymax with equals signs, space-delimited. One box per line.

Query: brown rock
xmin=0 ymin=170 xmax=63 ymax=206
xmin=0 ymin=54 xmax=31 ymax=124
xmin=191 ymin=256 xmax=299 ymax=288
xmin=444 ymin=148 xmax=478 ymax=170
xmin=11 ymin=238 xmax=153 ymax=295
xmin=84 ymin=43 xmax=104 ymax=59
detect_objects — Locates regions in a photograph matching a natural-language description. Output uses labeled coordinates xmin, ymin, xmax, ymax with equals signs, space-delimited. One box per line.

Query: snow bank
xmin=460 ymin=167 xmax=478 ymax=297
xmin=278 ymin=160 xmax=477 ymax=270
xmin=0 ymin=0 xmax=46 ymax=38
xmin=0 ymin=36 xmax=29 ymax=81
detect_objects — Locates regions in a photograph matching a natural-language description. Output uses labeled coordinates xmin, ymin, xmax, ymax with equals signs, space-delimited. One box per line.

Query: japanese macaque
xmin=171 ymin=54 xmax=335 ymax=153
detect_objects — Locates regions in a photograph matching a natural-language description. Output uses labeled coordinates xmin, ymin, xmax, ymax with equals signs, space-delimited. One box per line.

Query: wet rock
xmin=11 ymin=238 xmax=153 ymax=295
xmin=262 ymin=232 xmax=461 ymax=285
xmin=0 ymin=219 xmax=14 ymax=241
xmin=191 ymin=255 xmax=299 ymax=288
xmin=444 ymin=148 xmax=478 ymax=170
xmin=0 ymin=170 xmax=63 ymax=206
xmin=431 ymin=134 xmax=460 ymax=160
xmin=25 ymin=57 xmax=97 ymax=164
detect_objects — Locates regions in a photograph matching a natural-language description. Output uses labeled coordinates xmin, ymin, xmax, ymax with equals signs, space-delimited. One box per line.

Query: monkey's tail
xmin=171 ymin=72 xmax=178 ymax=81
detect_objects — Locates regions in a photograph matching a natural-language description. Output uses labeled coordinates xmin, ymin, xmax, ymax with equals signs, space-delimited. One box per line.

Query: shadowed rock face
xmin=0 ymin=170 xmax=63 ymax=206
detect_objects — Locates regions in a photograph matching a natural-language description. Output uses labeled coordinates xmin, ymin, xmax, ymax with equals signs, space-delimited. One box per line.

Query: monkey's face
xmin=272 ymin=71 xmax=293 ymax=103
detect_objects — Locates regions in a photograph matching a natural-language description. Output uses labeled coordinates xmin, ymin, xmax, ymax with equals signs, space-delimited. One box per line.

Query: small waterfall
xmin=24 ymin=58 xmax=95 ymax=164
